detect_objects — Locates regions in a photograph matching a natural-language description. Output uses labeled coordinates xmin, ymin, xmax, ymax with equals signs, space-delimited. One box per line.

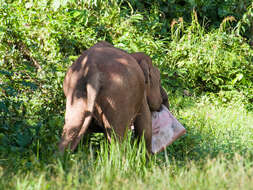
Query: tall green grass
xmin=3 ymin=155 xmax=252 ymax=190
xmin=1 ymin=95 xmax=252 ymax=190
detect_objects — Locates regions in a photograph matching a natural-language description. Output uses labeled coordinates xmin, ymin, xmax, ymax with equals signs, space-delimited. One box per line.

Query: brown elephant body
xmin=59 ymin=42 xmax=168 ymax=153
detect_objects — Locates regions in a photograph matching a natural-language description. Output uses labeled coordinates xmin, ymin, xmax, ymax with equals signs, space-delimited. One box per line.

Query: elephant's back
xmin=88 ymin=47 xmax=145 ymax=92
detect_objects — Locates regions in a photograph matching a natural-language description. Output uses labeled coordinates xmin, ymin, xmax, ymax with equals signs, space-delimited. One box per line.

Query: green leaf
xmin=25 ymin=2 xmax=33 ymax=9
xmin=16 ymin=133 xmax=32 ymax=147
xmin=20 ymin=81 xmax=38 ymax=90
xmin=0 ymin=101 xmax=8 ymax=112
xmin=129 ymin=14 xmax=143 ymax=22
xmin=52 ymin=0 xmax=61 ymax=11
xmin=236 ymin=73 xmax=244 ymax=81
xmin=73 ymin=10 xmax=81 ymax=18
xmin=232 ymin=73 xmax=244 ymax=85
xmin=0 ymin=70 xmax=12 ymax=76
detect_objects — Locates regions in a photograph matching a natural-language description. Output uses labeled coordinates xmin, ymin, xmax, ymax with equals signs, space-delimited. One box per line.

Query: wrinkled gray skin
xmin=58 ymin=41 xmax=169 ymax=153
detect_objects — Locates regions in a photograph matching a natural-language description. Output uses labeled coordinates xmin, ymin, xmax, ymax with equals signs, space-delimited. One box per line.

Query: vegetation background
xmin=0 ymin=0 xmax=253 ymax=189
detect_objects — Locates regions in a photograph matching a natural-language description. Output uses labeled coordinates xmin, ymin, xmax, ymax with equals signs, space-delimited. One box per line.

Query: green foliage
xmin=236 ymin=2 xmax=253 ymax=42
xmin=125 ymin=0 xmax=252 ymax=26
xmin=163 ymin=12 xmax=253 ymax=102
xmin=0 ymin=1 xmax=253 ymax=189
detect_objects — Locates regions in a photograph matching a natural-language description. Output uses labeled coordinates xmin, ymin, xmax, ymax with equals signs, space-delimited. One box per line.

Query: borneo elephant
xmin=58 ymin=41 xmax=168 ymax=153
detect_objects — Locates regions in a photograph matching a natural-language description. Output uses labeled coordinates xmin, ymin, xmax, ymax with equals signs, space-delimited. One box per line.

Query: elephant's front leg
xmin=59 ymin=98 xmax=88 ymax=152
xmin=134 ymin=97 xmax=152 ymax=153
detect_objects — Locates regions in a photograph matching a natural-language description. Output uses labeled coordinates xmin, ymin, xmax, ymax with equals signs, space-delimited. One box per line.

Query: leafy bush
xmin=161 ymin=11 xmax=253 ymax=105
xmin=0 ymin=1 xmax=253 ymax=189
xmin=125 ymin=0 xmax=252 ymax=24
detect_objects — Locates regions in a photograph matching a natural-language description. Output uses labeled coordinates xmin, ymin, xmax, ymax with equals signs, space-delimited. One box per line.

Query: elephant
xmin=58 ymin=41 xmax=169 ymax=153
xmin=90 ymin=42 xmax=170 ymax=112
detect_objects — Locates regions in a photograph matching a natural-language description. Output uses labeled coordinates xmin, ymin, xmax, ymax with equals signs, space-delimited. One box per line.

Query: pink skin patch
xmin=151 ymin=105 xmax=186 ymax=154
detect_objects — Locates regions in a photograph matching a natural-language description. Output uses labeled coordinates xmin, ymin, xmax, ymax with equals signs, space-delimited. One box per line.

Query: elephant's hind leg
xmin=101 ymin=112 xmax=131 ymax=144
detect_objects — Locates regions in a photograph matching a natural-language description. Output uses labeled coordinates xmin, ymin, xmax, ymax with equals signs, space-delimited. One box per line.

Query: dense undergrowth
xmin=0 ymin=0 xmax=253 ymax=189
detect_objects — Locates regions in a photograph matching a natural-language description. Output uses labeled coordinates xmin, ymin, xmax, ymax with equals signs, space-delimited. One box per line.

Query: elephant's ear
xmin=139 ymin=59 xmax=150 ymax=85
xmin=130 ymin=53 xmax=150 ymax=85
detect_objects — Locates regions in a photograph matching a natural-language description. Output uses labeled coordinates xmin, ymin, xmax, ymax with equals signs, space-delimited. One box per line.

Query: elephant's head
xmin=130 ymin=52 xmax=167 ymax=111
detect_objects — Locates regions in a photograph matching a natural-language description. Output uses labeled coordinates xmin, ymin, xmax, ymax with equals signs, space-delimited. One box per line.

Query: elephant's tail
xmin=71 ymin=72 xmax=101 ymax=150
